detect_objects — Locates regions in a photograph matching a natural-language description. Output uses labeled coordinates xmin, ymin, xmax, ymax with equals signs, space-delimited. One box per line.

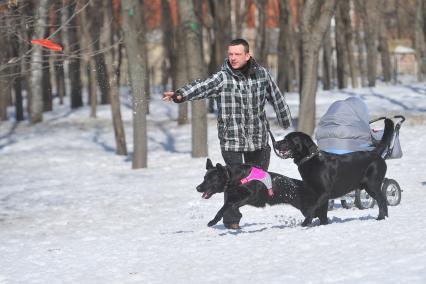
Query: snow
xmin=1 ymin=81 xmax=426 ymax=283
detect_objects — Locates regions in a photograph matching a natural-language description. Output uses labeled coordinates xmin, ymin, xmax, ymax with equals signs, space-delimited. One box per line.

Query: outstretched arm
xmin=163 ymin=72 xmax=225 ymax=104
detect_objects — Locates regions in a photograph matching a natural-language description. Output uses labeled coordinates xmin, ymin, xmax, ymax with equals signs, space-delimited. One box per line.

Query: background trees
xmin=0 ymin=0 xmax=424 ymax=168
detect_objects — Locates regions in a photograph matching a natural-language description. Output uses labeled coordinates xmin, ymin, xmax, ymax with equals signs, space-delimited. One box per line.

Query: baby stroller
xmin=313 ymin=97 xmax=405 ymax=210
xmin=337 ymin=115 xmax=405 ymax=210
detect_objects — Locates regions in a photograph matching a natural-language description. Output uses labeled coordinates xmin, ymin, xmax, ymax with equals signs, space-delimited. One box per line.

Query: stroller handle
xmin=369 ymin=115 xmax=405 ymax=125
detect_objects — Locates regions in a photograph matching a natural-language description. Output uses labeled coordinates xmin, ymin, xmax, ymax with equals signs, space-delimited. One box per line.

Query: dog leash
xmin=265 ymin=120 xmax=287 ymax=159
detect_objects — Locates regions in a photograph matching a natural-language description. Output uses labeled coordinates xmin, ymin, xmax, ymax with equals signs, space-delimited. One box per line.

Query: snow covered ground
xmin=1 ymin=82 xmax=426 ymax=283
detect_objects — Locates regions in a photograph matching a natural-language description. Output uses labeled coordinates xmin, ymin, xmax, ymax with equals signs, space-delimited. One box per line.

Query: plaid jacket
xmin=176 ymin=58 xmax=292 ymax=152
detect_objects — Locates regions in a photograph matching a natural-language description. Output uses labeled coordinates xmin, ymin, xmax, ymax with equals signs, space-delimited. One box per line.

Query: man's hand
xmin=162 ymin=91 xmax=182 ymax=102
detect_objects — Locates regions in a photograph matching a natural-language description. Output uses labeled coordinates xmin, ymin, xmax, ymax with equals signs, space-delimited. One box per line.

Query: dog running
xmin=274 ymin=118 xmax=394 ymax=226
xmin=196 ymin=159 xmax=327 ymax=228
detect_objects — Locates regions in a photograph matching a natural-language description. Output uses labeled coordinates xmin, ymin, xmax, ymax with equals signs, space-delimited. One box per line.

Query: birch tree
xmin=29 ymin=0 xmax=50 ymax=123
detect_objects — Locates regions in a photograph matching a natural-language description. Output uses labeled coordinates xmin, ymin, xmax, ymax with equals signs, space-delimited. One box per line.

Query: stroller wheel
xmin=340 ymin=192 xmax=355 ymax=209
xmin=382 ymin=178 xmax=402 ymax=206
xmin=355 ymin=189 xmax=376 ymax=209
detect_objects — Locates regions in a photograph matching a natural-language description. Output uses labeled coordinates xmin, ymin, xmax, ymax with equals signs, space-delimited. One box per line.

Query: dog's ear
xmin=216 ymin=163 xmax=230 ymax=180
xmin=300 ymin=133 xmax=318 ymax=153
xmin=206 ymin=158 xmax=214 ymax=170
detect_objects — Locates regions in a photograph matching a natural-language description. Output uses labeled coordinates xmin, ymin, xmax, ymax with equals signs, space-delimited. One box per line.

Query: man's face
xmin=228 ymin=44 xmax=250 ymax=69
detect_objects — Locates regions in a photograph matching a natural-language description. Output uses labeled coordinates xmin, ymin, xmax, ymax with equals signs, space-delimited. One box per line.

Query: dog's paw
xmin=224 ymin=223 xmax=241 ymax=230
xmin=301 ymin=218 xmax=312 ymax=227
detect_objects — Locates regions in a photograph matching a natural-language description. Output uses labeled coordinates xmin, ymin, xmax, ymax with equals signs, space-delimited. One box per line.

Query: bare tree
xmin=121 ymin=0 xmax=148 ymax=168
xmin=355 ymin=0 xmax=381 ymax=87
xmin=298 ymin=0 xmax=337 ymax=135
xmin=88 ymin=0 xmax=110 ymax=105
xmin=211 ymin=0 xmax=232 ymax=70
xmin=354 ymin=8 xmax=367 ymax=87
xmin=343 ymin=0 xmax=358 ymax=88
xmin=175 ymin=22 xmax=190 ymax=125
xmin=102 ymin=0 xmax=127 ymax=156
xmin=335 ymin=0 xmax=349 ymax=89
xmin=322 ymin=28 xmax=333 ymax=90
xmin=79 ymin=0 xmax=97 ymax=118
xmin=42 ymin=47 xmax=52 ymax=111
xmin=29 ymin=0 xmax=50 ymax=123
xmin=232 ymin=0 xmax=248 ymax=38
xmin=177 ymin=0 xmax=208 ymax=157
xmin=0 ymin=13 xmax=8 ymax=121
xmin=254 ymin=0 xmax=268 ymax=67
xmin=415 ymin=0 xmax=426 ymax=81
xmin=8 ymin=5 xmax=24 ymax=120
xmin=160 ymin=0 xmax=176 ymax=91
xmin=65 ymin=0 xmax=83 ymax=109
xmin=277 ymin=0 xmax=297 ymax=92
xmin=52 ymin=1 xmax=66 ymax=105
xmin=378 ymin=17 xmax=392 ymax=83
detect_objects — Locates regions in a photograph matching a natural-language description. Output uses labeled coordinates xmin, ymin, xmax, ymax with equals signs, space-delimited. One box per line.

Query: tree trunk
xmin=177 ymin=0 xmax=208 ymax=158
xmin=322 ymin=29 xmax=332 ymax=90
xmin=415 ymin=0 xmax=426 ymax=81
xmin=254 ymin=0 xmax=268 ymax=67
xmin=212 ymin=0 xmax=232 ymax=69
xmin=29 ymin=0 xmax=50 ymax=123
xmin=121 ymin=0 xmax=148 ymax=168
xmin=8 ymin=6 xmax=24 ymax=121
xmin=160 ymin=0 xmax=188 ymax=124
xmin=79 ymin=0 xmax=97 ymax=118
xmin=277 ymin=0 xmax=295 ymax=92
xmin=354 ymin=9 xmax=367 ymax=87
xmin=378 ymin=18 xmax=392 ymax=83
xmin=55 ymin=0 xmax=67 ymax=105
xmin=0 ymin=15 xmax=8 ymax=121
xmin=335 ymin=0 xmax=348 ymax=89
xmin=66 ymin=1 xmax=83 ymax=109
xmin=232 ymin=0 xmax=248 ymax=38
xmin=88 ymin=0 xmax=110 ymax=105
xmin=298 ymin=0 xmax=337 ymax=135
xmin=176 ymin=24 xmax=189 ymax=125
xmin=341 ymin=0 xmax=358 ymax=88
xmin=42 ymin=48 xmax=52 ymax=111
xmin=355 ymin=0 xmax=381 ymax=87
xmin=103 ymin=0 xmax=127 ymax=156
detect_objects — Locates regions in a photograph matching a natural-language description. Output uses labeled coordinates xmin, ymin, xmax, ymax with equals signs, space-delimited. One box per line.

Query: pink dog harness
xmin=240 ymin=167 xmax=274 ymax=197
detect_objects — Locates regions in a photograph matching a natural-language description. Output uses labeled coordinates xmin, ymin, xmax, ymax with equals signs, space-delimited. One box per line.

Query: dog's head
xmin=274 ymin=132 xmax=318 ymax=162
xmin=196 ymin=159 xmax=230 ymax=199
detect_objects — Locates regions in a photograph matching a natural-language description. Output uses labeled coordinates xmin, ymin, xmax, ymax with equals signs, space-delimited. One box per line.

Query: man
xmin=163 ymin=38 xmax=292 ymax=229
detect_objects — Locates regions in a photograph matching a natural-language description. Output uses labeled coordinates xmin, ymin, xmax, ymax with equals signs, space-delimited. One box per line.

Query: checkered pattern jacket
xmin=176 ymin=58 xmax=292 ymax=152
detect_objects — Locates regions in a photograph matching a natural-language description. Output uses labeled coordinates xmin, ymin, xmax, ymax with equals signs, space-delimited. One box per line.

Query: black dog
xmin=196 ymin=159 xmax=328 ymax=228
xmin=274 ymin=118 xmax=394 ymax=226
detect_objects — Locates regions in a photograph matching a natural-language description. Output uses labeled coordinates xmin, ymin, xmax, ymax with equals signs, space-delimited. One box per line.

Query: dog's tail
xmin=374 ymin=118 xmax=394 ymax=156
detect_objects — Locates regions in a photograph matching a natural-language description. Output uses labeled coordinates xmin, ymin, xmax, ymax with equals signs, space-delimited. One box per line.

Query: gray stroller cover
xmin=315 ymin=97 xmax=374 ymax=154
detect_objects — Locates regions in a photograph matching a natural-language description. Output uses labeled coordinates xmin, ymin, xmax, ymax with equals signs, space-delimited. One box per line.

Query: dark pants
xmin=221 ymin=145 xmax=271 ymax=225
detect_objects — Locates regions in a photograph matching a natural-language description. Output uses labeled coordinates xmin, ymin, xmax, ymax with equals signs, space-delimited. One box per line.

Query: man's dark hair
xmin=229 ymin=38 xmax=250 ymax=53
